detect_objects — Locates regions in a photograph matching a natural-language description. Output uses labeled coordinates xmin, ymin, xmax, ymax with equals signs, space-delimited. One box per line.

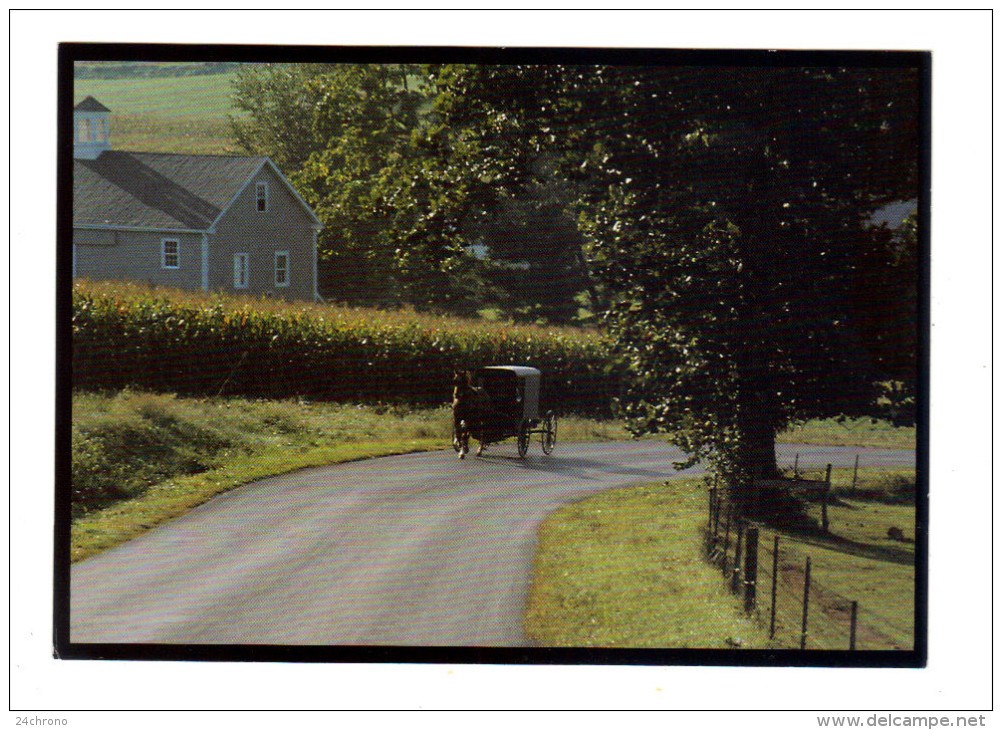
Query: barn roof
xmin=73 ymin=151 xmax=280 ymax=230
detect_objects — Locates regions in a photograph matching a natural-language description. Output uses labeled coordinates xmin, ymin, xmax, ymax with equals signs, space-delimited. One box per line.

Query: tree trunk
xmin=736 ymin=416 xmax=779 ymax=480
xmin=732 ymin=368 xmax=781 ymax=510
xmin=729 ymin=411 xmax=779 ymax=514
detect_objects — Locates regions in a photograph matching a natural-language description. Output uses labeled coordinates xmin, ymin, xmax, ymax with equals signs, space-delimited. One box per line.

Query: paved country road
xmin=70 ymin=441 xmax=914 ymax=647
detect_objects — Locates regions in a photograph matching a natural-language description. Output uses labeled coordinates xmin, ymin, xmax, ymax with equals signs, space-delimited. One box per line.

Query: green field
xmin=778 ymin=417 xmax=916 ymax=450
xmin=757 ymin=516 xmax=915 ymax=650
xmin=74 ymin=69 xmax=244 ymax=154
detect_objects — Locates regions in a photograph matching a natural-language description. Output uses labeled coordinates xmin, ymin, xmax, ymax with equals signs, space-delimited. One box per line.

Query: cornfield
xmin=71 ymin=282 xmax=622 ymax=415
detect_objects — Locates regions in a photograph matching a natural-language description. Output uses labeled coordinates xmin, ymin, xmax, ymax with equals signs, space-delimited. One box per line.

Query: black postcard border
xmin=53 ymin=42 xmax=931 ymax=669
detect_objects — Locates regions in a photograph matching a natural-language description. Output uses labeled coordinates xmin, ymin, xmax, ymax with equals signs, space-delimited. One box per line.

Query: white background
xmin=8 ymin=8 xmax=994 ymax=724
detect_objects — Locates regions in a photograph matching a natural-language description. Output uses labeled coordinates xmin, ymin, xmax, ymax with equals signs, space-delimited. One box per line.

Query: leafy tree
xmin=232 ymin=63 xmax=494 ymax=312
xmin=583 ymin=67 xmax=920 ymax=490
xmin=436 ymin=64 xmax=921 ymax=494
xmin=231 ymin=63 xmax=341 ymax=173
xmin=287 ymin=64 xmax=431 ymax=306
xmin=232 ymin=63 xmax=557 ymax=316
xmin=427 ymin=64 xmax=611 ymax=322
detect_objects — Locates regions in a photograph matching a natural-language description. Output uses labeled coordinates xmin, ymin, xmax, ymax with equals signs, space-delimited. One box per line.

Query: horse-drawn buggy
xmin=452 ymin=366 xmax=557 ymax=459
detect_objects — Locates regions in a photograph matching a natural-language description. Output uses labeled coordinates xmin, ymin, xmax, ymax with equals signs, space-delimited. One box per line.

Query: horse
xmin=452 ymin=370 xmax=479 ymax=459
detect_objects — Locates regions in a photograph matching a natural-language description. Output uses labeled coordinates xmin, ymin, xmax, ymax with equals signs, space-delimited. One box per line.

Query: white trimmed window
xmin=78 ymin=119 xmax=90 ymax=143
xmin=161 ymin=238 xmax=179 ymax=269
xmin=256 ymin=182 xmax=268 ymax=212
xmin=234 ymin=253 xmax=249 ymax=288
xmin=274 ymin=251 xmax=289 ymax=287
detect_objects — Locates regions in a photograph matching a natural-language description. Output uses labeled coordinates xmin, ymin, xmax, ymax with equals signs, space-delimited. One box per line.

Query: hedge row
xmin=71 ymin=285 xmax=623 ymax=416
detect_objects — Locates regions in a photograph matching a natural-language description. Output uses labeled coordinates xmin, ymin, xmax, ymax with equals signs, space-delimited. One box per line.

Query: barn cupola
xmin=74 ymin=96 xmax=111 ymax=159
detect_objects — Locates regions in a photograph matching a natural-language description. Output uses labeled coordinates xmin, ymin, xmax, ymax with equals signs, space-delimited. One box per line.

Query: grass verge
xmin=524 ymin=478 xmax=775 ymax=649
xmin=70 ymin=390 xmax=452 ymax=561
xmin=70 ymin=390 xmax=633 ymax=561
xmin=71 ymin=438 xmax=439 ymax=563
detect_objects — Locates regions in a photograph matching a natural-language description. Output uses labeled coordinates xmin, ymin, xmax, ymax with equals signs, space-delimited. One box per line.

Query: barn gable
xmin=73 ymin=98 xmax=322 ymax=300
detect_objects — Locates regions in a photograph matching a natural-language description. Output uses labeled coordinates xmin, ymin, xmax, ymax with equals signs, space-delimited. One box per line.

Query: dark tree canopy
xmin=233 ymin=60 xmax=922 ymax=490
xmin=435 ymin=64 xmax=921 ymax=488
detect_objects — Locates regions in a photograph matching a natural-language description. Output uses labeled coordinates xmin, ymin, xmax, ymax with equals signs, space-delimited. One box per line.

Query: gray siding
xmin=74 ymin=228 xmax=203 ymax=289
xmin=209 ymin=165 xmax=317 ymax=300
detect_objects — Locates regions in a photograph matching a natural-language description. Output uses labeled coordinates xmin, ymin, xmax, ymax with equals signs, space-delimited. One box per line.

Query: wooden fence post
xmin=800 ymin=556 xmax=812 ymax=650
xmin=731 ymin=521 xmax=744 ymax=594
xmin=852 ymin=455 xmax=860 ymax=490
xmin=794 ymin=453 xmax=799 ymax=479
xmin=769 ymin=535 xmax=779 ymax=639
xmin=706 ymin=486 xmax=720 ymax=558
xmin=744 ymin=527 xmax=759 ymax=613
xmin=821 ymin=464 xmax=832 ymax=532
xmin=722 ymin=507 xmax=731 ymax=575
xmin=712 ymin=484 xmax=721 ymax=536
xmin=849 ymin=600 xmax=858 ymax=650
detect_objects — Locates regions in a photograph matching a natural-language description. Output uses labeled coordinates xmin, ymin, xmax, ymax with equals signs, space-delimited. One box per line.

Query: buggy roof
xmin=479 ymin=366 xmax=541 ymax=378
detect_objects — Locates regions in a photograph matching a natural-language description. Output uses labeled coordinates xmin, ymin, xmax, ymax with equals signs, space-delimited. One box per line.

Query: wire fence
xmin=705 ymin=479 xmax=914 ymax=651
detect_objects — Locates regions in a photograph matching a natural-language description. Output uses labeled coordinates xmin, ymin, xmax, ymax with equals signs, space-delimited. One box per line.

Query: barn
xmin=72 ymin=96 xmax=323 ymax=301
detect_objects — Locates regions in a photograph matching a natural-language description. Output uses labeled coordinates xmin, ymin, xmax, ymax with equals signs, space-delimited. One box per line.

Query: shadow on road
xmin=473 ymin=452 xmax=689 ymax=482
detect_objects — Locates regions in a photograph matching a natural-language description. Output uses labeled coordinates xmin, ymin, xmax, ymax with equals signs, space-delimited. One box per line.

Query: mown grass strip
xmin=524 ymin=478 xmax=775 ymax=649
xmin=70 ymin=389 xmax=454 ymax=560
xmin=524 ymin=475 xmax=916 ymax=650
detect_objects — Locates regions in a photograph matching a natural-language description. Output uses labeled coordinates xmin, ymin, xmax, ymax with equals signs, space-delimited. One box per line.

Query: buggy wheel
xmin=541 ymin=411 xmax=557 ymax=455
xmin=517 ymin=419 xmax=531 ymax=458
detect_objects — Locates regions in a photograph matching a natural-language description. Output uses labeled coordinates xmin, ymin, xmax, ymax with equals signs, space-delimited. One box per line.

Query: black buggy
xmin=453 ymin=366 xmax=557 ymax=458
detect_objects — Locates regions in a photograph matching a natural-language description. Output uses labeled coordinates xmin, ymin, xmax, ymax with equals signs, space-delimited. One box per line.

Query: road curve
xmin=70 ymin=441 xmax=914 ymax=646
